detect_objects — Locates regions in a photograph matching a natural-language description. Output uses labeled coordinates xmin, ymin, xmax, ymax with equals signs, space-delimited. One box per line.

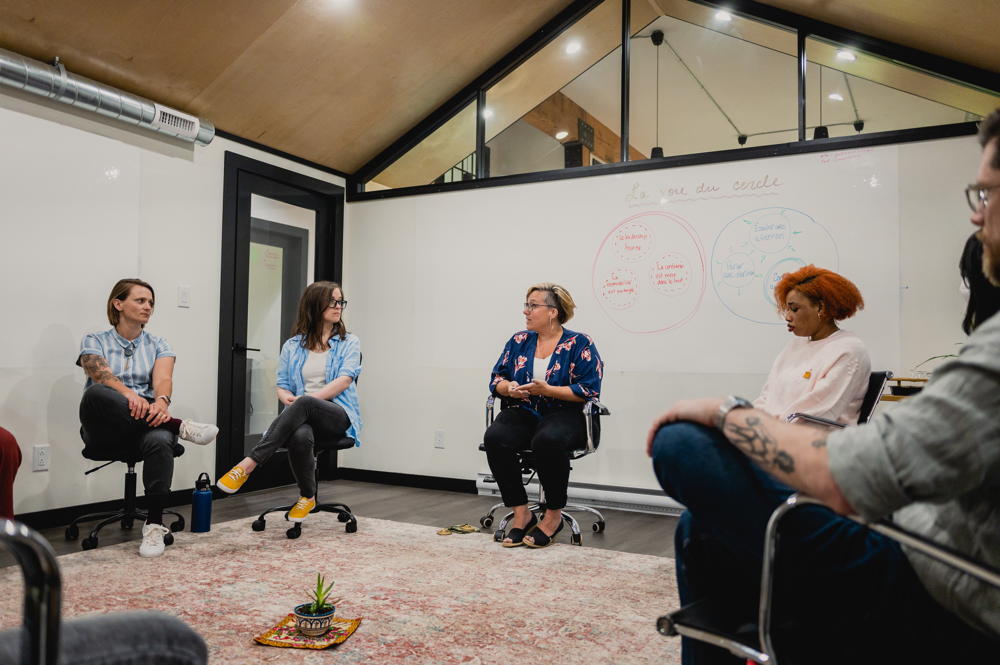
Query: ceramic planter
xmin=293 ymin=603 xmax=335 ymax=636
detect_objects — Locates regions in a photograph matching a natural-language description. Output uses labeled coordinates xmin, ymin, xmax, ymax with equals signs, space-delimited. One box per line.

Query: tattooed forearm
xmin=811 ymin=437 xmax=828 ymax=448
xmin=724 ymin=416 xmax=796 ymax=474
xmin=80 ymin=354 xmax=118 ymax=384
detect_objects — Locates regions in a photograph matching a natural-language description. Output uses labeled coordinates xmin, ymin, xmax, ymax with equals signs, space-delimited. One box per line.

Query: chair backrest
xmin=0 ymin=519 xmax=61 ymax=665
xmin=858 ymin=370 xmax=893 ymax=424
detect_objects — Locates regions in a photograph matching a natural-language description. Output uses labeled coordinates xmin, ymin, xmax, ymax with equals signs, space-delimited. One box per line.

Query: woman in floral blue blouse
xmin=485 ymin=282 xmax=604 ymax=548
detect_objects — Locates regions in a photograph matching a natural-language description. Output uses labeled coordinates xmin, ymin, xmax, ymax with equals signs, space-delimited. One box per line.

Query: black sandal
xmin=501 ymin=513 xmax=538 ymax=548
xmin=524 ymin=520 xmax=564 ymax=548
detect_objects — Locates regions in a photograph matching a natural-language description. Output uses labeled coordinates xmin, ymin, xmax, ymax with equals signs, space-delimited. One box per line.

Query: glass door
xmin=218 ymin=153 xmax=344 ymax=493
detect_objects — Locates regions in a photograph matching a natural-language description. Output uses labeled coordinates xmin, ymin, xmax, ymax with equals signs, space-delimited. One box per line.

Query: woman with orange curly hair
xmin=754 ymin=265 xmax=871 ymax=425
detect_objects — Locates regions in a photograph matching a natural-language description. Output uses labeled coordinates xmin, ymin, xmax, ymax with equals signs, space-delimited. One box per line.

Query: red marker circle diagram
xmin=711 ymin=207 xmax=838 ymax=324
xmin=593 ymin=211 xmax=706 ymax=333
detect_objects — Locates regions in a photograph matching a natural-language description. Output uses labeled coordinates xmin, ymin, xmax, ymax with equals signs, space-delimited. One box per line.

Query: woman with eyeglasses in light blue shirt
xmin=217 ymin=281 xmax=362 ymax=526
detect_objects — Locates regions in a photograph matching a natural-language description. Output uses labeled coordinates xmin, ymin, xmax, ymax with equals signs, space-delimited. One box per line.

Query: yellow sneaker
xmin=288 ymin=496 xmax=316 ymax=523
xmin=217 ymin=466 xmax=249 ymax=494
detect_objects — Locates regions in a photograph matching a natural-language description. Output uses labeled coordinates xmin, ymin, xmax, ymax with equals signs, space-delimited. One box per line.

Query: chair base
xmin=481 ymin=501 xmax=607 ymax=546
xmin=657 ymin=598 xmax=769 ymax=663
xmin=65 ymin=508 xmax=185 ymax=550
xmin=251 ymin=500 xmax=357 ymax=539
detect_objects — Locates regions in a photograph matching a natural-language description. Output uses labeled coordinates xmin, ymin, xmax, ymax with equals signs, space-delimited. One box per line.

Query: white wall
xmin=0 ymin=88 xmax=344 ymax=515
xmin=344 ymin=135 xmax=977 ymax=493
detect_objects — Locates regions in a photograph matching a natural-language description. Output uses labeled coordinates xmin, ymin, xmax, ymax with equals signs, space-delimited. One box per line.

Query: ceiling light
xmin=565 ymin=40 xmax=582 ymax=55
xmin=555 ymin=130 xmax=569 ymax=140
xmin=836 ymin=49 xmax=857 ymax=62
xmin=828 ymin=93 xmax=844 ymax=101
xmin=715 ymin=10 xmax=733 ymax=21
xmin=482 ymin=108 xmax=494 ymax=119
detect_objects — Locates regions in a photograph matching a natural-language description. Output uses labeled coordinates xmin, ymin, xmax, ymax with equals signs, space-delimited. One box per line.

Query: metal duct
xmin=0 ymin=47 xmax=214 ymax=146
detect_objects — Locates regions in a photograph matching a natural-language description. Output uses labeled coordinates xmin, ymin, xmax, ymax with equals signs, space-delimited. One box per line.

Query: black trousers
xmin=248 ymin=396 xmax=351 ymax=498
xmin=78 ymin=384 xmax=175 ymax=517
xmin=484 ymin=406 xmax=591 ymax=510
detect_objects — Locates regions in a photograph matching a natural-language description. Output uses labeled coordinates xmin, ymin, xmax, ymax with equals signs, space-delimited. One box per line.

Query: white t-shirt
xmin=753 ymin=329 xmax=871 ymax=425
xmin=302 ymin=351 xmax=327 ymax=395
xmin=533 ymin=355 xmax=550 ymax=381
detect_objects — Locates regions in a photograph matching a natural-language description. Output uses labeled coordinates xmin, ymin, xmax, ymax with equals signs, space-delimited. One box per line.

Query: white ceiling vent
xmin=151 ymin=103 xmax=201 ymax=141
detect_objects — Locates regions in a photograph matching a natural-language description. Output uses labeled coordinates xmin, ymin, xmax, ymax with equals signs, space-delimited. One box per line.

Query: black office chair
xmin=0 ymin=518 xmax=208 ymax=665
xmin=656 ymin=493 xmax=1000 ymax=664
xmin=786 ymin=370 xmax=892 ymax=428
xmin=250 ymin=436 xmax=358 ymax=539
xmin=477 ymin=396 xmax=610 ymax=546
xmin=64 ymin=432 xmax=185 ymax=550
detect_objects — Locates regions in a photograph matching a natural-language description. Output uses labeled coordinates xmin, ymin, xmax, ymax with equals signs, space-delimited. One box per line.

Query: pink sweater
xmin=753 ymin=329 xmax=871 ymax=425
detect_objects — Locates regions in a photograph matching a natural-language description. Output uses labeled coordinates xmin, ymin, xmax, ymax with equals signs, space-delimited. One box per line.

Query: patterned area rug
xmin=0 ymin=515 xmax=681 ymax=664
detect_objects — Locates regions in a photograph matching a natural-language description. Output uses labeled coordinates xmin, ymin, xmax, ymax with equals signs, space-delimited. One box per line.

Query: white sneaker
xmin=139 ymin=523 xmax=170 ymax=558
xmin=179 ymin=420 xmax=218 ymax=445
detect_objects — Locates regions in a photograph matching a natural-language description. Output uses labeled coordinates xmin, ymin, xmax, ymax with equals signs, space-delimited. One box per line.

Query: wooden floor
xmin=4 ymin=480 xmax=679 ymax=566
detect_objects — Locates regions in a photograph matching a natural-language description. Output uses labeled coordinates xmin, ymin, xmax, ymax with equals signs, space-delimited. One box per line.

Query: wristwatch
xmin=156 ymin=395 xmax=172 ymax=405
xmin=714 ymin=395 xmax=753 ymax=430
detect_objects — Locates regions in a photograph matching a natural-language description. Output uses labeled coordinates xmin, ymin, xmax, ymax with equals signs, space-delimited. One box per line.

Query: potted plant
xmin=293 ymin=573 xmax=340 ymax=637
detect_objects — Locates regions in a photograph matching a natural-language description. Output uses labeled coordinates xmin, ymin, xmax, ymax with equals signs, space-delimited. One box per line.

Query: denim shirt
xmin=276 ymin=333 xmax=362 ymax=445
xmin=489 ymin=328 xmax=603 ymax=416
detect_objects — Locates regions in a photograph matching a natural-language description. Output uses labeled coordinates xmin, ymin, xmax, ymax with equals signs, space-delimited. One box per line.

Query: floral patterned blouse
xmin=489 ymin=328 xmax=604 ymax=415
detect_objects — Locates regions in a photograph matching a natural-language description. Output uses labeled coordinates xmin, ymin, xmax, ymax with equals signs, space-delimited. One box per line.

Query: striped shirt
xmin=77 ymin=328 xmax=175 ymax=398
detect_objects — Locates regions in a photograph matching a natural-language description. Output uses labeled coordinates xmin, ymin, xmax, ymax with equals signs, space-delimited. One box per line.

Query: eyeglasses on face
xmin=523 ymin=302 xmax=556 ymax=312
xmin=965 ymin=184 xmax=1000 ymax=212
xmin=328 ymin=300 xmax=348 ymax=309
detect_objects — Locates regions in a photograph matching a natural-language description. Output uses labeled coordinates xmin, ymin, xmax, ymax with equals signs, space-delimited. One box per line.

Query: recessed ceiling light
xmin=715 ymin=10 xmax=733 ymax=21
xmin=482 ymin=108 xmax=494 ymax=119
xmin=555 ymin=130 xmax=569 ymax=140
xmin=828 ymin=93 xmax=844 ymax=101
xmin=836 ymin=49 xmax=857 ymax=62
xmin=565 ymin=40 xmax=582 ymax=55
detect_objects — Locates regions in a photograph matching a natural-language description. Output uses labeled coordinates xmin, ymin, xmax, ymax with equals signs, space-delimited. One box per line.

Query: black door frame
xmin=217 ymin=152 xmax=345 ymax=487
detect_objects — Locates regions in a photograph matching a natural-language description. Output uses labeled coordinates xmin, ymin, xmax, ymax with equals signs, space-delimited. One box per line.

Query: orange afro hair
xmin=774 ymin=265 xmax=864 ymax=321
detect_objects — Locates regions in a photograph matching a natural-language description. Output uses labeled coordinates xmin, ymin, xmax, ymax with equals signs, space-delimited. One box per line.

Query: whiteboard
xmin=419 ymin=144 xmax=900 ymax=375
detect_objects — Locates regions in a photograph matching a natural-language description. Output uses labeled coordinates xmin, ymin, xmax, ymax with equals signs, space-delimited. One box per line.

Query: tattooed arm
xmin=80 ymin=354 xmax=148 ymax=419
xmin=646 ymin=396 xmax=853 ymax=514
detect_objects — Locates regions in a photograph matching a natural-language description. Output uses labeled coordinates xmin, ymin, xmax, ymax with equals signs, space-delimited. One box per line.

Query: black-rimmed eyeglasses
xmin=965 ymin=184 xmax=1000 ymax=212
xmin=328 ymin=300 xmax=348 ymax=309
xmin=523 ymin=302 xmax=556 ymax=311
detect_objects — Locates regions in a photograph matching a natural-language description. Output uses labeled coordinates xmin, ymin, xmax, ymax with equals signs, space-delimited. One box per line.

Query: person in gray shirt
xmin=647 ymin=110 xmax=1000 ymax=664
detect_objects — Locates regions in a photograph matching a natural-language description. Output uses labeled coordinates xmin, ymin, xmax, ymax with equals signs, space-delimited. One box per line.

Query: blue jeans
xmin=651 ymin=421 xmax=997 ymax=664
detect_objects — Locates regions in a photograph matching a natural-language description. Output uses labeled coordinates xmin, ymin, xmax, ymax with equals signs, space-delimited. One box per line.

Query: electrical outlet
xmin=433 ymin=430 xmax=445 ymax=449
xmin=32 ymin=444 xmax=50 ymax=472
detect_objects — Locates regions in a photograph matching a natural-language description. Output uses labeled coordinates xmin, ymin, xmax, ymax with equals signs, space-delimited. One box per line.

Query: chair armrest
xmin=757 ymin=494 xmax=1000 ymax=661
xmin=580 ymin=400 xmax=611 ymax=454
xmin=785 ymin=413 xmax=844 ymax=429
xmin=0 ymin=519 xmax=62 ymax=665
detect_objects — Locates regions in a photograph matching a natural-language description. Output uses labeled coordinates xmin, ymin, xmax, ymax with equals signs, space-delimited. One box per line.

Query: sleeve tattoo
xmin=80 ymin=354 xmax=117 ymax=384
xmin=724 ymin=416 xmax=796 ymax=474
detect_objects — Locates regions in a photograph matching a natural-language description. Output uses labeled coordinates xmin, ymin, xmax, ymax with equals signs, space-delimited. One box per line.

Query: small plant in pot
xmin=293 ymin=573 xmax=341 ymax=637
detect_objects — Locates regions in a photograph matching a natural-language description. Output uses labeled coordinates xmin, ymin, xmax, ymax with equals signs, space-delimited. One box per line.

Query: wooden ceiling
xmin=0 ymin=0 xmax=997 ymax=176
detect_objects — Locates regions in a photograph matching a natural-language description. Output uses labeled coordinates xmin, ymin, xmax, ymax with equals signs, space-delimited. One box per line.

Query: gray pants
xmin=249 ymin=396 xmax=351 ymax=498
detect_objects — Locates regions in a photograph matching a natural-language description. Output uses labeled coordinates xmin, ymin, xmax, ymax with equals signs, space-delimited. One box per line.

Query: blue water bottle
xmin=191 ymin=472 xmax=213 ymax=533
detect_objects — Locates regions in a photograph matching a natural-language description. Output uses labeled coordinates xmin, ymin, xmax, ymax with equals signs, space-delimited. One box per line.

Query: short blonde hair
xmin=526 ymin=282 xmax=575 ymax=324
xmin=107 ymin=278 xmax=155 ymax=327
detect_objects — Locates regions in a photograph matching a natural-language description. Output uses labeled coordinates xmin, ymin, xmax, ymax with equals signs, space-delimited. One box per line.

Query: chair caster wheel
xmin=170 ymin=518 xmax=185 ymax=532
xmin=345 ymin=521 xmax=358 ymax=534
xmin=81 ymin=537 xmax=98 ymax=550
xmin=163 ymin=532 xmax=174 ymax=546
xmin=286 ymin=524 xmax=302 ymax=539
xmin=480 ymin=515 xmax=493 ymax=528
xmin=337 ymin=513 xmax=351 ymax=523
xmin=493 ymin=530 xmax=505 ymax=542
xmin=65 ymin=525 xmax=79 ymax=541
xmin=251 ymin=519 xmax=266 ymax=532
xmin=592 ymin=520 xmax=605 ymax=533
xmin=571 ymin=533 xmax=582 ymax=546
